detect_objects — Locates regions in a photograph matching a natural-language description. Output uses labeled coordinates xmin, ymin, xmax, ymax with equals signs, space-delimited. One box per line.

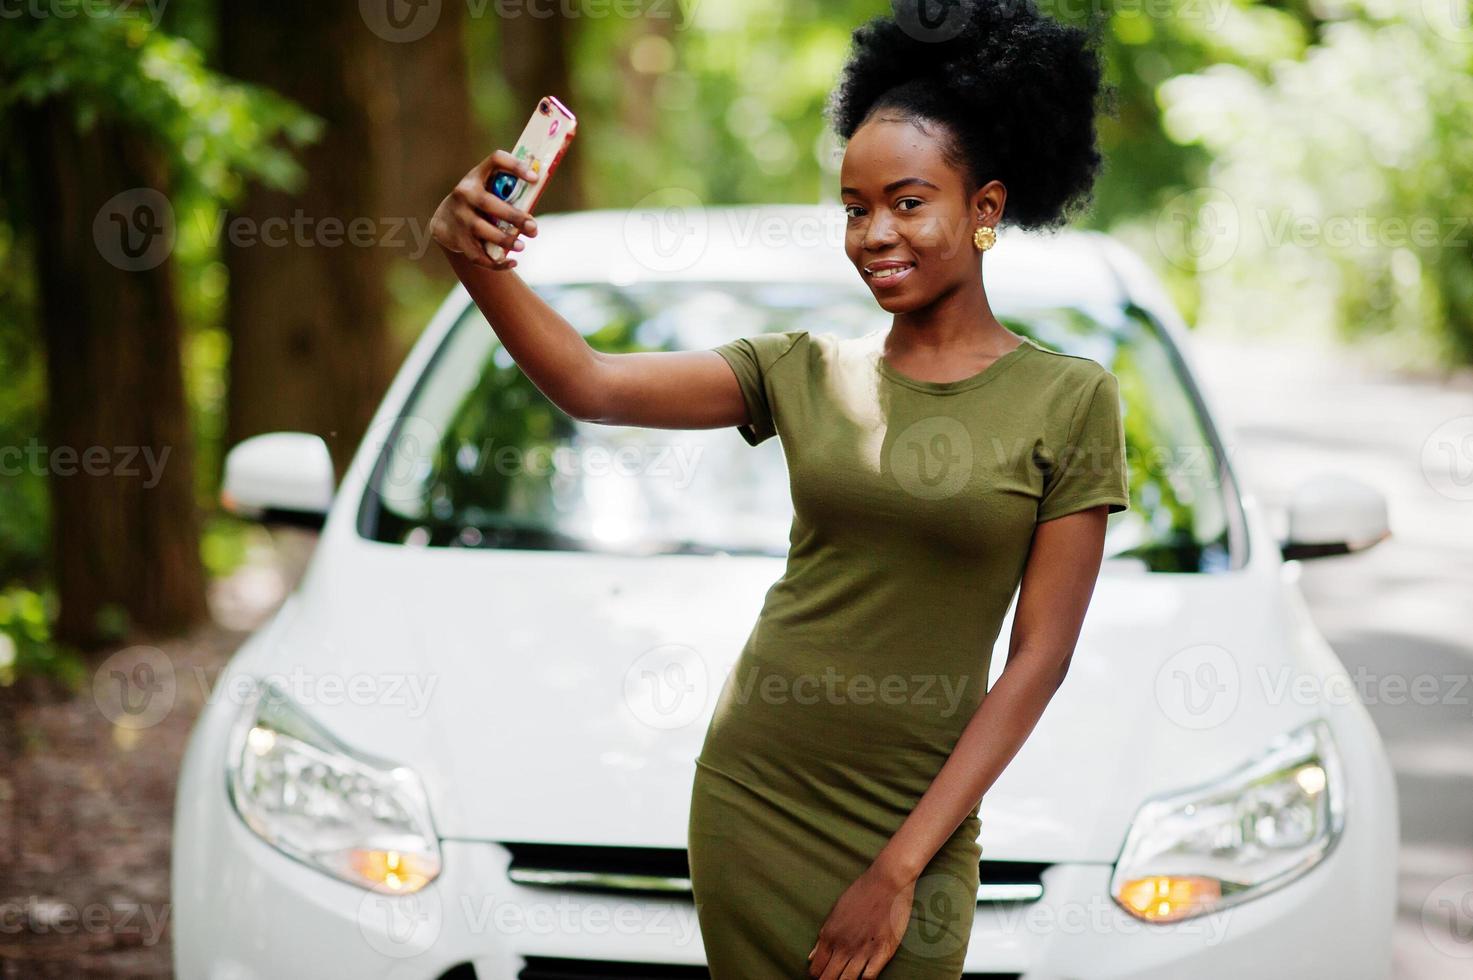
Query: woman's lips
xmin=864 ymin=262 xmax=914 ymax=288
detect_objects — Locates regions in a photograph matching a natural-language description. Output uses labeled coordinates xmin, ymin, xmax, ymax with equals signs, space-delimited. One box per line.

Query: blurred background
xmin=1 ymin=0 xmax=1471 ymax=976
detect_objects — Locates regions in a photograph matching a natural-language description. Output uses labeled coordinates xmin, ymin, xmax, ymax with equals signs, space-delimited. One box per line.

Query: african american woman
xmin=427 ymin=1 xmax=1127 ymax=977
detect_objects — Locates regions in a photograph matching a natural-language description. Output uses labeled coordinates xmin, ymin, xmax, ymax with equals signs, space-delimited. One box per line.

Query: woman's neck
xmin=884 ymin=272 xmax=1017 ymax=359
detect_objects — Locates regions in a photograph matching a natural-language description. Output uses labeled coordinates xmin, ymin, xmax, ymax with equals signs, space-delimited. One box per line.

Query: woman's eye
xmin=844 ymin=205 xmax=865 ymax=219
xmin=897 ymin=198 xmax=923 ymax=211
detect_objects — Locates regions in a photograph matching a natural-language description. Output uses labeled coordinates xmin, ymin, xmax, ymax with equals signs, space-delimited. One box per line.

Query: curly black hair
xmin=825 ymin=0 xmax=1111 ymax=231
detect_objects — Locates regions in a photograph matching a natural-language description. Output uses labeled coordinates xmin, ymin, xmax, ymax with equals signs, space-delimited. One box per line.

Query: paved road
xmin=1188 ymin=332 xmax=1473 ymax=979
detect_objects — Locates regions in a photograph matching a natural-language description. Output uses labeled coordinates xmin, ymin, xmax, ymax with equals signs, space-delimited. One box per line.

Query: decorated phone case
xmin=484 ymin=95 xmax=577 ymax=262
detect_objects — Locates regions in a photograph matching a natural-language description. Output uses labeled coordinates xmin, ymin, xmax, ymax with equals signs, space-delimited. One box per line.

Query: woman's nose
xmin=863 ymin=211 xmax=900 ymax=249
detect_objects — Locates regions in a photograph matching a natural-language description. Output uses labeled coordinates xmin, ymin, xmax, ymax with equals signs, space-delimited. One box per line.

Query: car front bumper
xmin=173 ymin=692 xmax=1395 ymax=980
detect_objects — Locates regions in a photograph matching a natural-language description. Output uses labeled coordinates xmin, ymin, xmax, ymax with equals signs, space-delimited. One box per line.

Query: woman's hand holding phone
xmin=429 ymin=149 xmax=540 ymax=271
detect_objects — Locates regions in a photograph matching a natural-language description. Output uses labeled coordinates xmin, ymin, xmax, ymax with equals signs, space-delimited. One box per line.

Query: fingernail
xmin=526 ymin=218 xmax=538 ymax=232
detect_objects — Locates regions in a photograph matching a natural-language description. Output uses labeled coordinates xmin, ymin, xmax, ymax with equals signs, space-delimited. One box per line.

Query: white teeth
xmin=869 ymin=266 xmax=907 ymax=279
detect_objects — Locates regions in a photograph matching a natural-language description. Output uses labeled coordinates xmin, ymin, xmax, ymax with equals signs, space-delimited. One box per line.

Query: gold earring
xmin=973 ymin=225 xmax=997 ymax=252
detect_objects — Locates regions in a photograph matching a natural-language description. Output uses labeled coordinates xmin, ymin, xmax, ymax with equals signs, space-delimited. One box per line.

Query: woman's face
xmin=839 ymin=115 xmax=1002 ymax=313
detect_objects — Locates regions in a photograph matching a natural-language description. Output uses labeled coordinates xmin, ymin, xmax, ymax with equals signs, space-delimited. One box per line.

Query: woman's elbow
xmin=551 ymin=356 xmax=615 ymax=424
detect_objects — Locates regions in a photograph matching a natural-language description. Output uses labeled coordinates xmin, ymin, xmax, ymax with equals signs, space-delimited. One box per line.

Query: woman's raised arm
xmin=430 ymin=150 xmax=750 ymax=431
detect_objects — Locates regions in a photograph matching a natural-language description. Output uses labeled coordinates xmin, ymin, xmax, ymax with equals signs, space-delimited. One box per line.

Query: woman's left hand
xmin=807 ymin=861 xmax=916 ymax=979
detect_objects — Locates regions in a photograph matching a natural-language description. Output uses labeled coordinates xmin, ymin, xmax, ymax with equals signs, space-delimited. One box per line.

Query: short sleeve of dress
xmin=1037 ymin=369 xmax=1130 ymax=523
xmin=709 ymin=329 xmax=807 ymax=446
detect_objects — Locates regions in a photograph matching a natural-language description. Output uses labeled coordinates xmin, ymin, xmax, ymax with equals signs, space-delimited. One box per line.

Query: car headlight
xmin=1110 ymin=718 xmax=1344 ymax=922
xmin=226 ymin=677 xmax=442 ymax=894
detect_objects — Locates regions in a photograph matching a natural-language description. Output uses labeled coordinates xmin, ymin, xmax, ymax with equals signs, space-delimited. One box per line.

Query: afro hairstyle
xmin=825 ymin=0 xmax=1111 ymax=230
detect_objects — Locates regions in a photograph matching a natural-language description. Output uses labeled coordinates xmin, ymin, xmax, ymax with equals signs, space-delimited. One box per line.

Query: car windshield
xmin=358 ymin=281 xmax=1235 ymax=572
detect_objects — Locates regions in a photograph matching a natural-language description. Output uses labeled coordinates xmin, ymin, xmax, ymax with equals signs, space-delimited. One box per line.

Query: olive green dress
xmin=688 ymin=327 xmax=1129 ymax=978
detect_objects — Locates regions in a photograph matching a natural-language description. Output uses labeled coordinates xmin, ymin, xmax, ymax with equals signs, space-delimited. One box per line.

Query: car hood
xmin=245 ymin=537 xmax=1316 ymax=864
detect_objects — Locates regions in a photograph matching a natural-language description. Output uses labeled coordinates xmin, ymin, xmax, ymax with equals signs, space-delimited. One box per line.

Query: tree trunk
xmin=22 ymin=104 xmax=208 ymax=648
xmin=499 ymin=8 xmax=586 ymax=214
xmin=219 ymin=0 xmax=396 ymax=475
xmin=376 ymin=0 xmax=478 ymax=254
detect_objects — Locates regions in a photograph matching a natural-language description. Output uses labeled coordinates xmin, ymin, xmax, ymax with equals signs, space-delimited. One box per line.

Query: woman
xmin=429 ymin=1 xmax=1125 ymax=976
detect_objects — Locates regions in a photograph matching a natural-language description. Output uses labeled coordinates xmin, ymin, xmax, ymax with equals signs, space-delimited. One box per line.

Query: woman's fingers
xmin=468 ymin=216 xmax=526 ymax=250
xmin=455 ymin=229 xmax=517 ymax=271
xmin=455 ymin=182 xmax=533 ymax=231
xmin=471 ymin=149 xmax=520 ymax=184
xmin=469 ymin=149 xmax=540 ymax=224
xmin=457 ymin=237 xmax=496 ymax=269
xmin=491 ymin=148 xmax=540 ymax=182
xmin=475 ymin=238 xmax=518 ymax=271
xmin=434 ymin=149 xmax=538 ymax=272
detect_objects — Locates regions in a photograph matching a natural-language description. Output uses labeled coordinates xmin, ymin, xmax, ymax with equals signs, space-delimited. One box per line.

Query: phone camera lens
xmin=538 ymin=100 xmax=549 ymax=114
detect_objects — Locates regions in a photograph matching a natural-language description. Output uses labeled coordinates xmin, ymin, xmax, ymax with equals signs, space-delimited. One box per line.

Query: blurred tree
xmin=20 ymin=108 xmax=207 ymax=644
xmin=219 ymin=1 xmax=397 ymax=474
xmin=1156 ymin=0 xmax=1473 ymax=361
xmin=0 ymin=12 xmax=314 ymax=647
xmin=500 ymin=7 xmax=586 ymax=212
xmin=376 ymin=1 xmax=479 ymax=267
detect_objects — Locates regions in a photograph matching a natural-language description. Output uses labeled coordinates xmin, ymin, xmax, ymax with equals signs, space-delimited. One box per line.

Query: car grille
xmin=502 ymin=842 xmax=1049 ymax=905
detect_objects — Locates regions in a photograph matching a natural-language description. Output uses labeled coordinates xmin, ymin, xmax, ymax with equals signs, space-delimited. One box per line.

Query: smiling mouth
xmin=863 ymin=262 xmax=915 ymax=286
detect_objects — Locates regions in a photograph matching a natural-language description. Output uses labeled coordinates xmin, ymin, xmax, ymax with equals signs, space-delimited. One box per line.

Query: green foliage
xmin=201 ymin=513 xmax=255 ymax=579
xmin=1154 ymin=0 xmax=1473 ymax=361
xmin=0 ymin=584 xmax=85 ymax=689
xmin=0 ymin=8 xmax=322 ymax=681
xmin=0 ymin=8 xmax=320 ymax=201
xmin=2 ymin=0 xmax=1471 ymax=682
xmin=0 ymin=221 xmax=47 ymax=583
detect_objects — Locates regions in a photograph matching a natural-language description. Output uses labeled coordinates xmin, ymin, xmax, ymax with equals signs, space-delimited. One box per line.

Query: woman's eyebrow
xmin=840 ymin=176 xmax=941 ymax=196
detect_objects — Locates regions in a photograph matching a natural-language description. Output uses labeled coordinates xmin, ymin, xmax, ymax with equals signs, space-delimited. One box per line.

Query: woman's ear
xmin=972 ymin=179 xmax=1007 ymax=227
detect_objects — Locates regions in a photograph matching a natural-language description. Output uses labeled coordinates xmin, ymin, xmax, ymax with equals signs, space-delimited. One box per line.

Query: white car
xmin=172 ymin=205 xmax=1397 ymax=979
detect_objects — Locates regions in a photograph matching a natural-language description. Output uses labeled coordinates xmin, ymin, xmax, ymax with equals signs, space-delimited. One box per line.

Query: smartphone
xmin=484 ymin=95 xmax=577 ymax=262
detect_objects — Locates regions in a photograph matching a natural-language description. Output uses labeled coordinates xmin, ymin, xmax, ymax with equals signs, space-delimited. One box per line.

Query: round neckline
xmin=875 ymin=336 xmax=1035 ymax=394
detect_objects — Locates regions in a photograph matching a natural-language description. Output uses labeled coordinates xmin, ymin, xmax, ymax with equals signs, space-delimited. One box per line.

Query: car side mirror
xmin=1279 ymin=474 xmax=1390 ymax=560
xmin=221 ymin=432 xmax=335 ymax=530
